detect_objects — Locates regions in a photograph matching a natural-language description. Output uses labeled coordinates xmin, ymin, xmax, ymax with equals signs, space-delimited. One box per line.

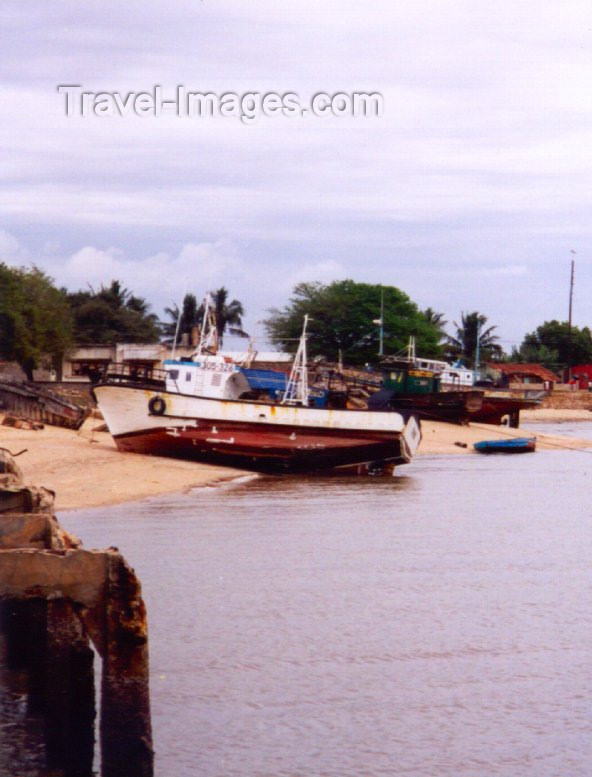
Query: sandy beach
xmin=2 ymin=408 xmax=591 ymax=511
xmin=418 ymin=409 xmax=592 ymax=455
xmin=1 ymin=416 xmax=245 ymax=511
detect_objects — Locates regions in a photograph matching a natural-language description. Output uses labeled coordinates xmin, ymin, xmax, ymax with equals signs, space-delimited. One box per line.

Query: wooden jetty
xmin=0 ymin=450 xmax=153 ymax=777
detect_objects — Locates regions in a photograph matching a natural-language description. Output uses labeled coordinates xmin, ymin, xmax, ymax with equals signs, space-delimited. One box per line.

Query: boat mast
xmin=194 ymin=294 xmax=218 ymax=356
xmin=474 ymin=318 xmax=481 ymax=380
xmin=171 ymin=305 xmax=183 ymax=360
xmin=282 ymin=315 xmax=309 ymax=405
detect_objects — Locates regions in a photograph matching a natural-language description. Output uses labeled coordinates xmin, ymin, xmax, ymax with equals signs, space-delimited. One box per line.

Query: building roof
xmin=486 ymin=362 xmax=558 ymax=382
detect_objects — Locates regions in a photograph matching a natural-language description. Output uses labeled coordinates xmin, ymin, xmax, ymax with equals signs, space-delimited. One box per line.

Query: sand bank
xmin=520 ymin=407 xmax=592 ymax=423
xmin=2 ymin=412 xmax=591 ymax=510
xmin=0 ymin=416 xmax=244 ymax=511
xmin=417 ymin=419 xmax=592 ymax=455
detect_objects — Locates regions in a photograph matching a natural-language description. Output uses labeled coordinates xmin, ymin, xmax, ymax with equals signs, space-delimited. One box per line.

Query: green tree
xmin=264 ymin=280 xmax=443 ymax=365
xmin=445 ymin=311 xmax=503 ymax=365
xmin=205 ymin=287 xmax=247 ymax=347
xmin=510 ymin=342 xmax=561 ymax=373
xmin=0 ymin=263 xmax=74 ymax=380
xmin=162 ymin=293 xmax=201 ymax=341
xmin=162 ymin=288 xmax=247 ymax=347
xmin=68 ymin=280 xmax=160 ymax=344
xmin=517 ymin=320 xmax=592 ymax=370
xmin=422 ymin=307 xmax=448 ymax=343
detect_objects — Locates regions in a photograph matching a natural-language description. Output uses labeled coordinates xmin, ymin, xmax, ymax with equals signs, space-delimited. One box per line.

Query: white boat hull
xmin=94 ymin=383 xmax=421 ymax=474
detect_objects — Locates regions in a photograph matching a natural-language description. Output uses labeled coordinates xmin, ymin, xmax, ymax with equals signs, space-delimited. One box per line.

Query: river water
xmin=3 ymin=422 xmax=592 ymax=776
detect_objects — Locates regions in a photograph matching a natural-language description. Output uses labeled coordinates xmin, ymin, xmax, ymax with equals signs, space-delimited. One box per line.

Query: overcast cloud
xmin=1 ymin=0 xmax=591 ymax=350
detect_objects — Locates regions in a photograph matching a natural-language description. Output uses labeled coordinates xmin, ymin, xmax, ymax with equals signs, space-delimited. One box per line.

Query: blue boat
xmin=474 ymin=437 xmax=536 ymax=454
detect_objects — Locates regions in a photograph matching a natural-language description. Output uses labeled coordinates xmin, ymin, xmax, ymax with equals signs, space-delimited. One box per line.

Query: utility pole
xmin=567 ymin=251 xmax=576 ymax=382
xmin=568 ymin=251 xmax=575 ymax=333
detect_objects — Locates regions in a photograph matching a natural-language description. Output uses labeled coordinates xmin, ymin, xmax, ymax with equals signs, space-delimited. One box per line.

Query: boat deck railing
xmin=102 ymin=363 xmax=167 ymax=389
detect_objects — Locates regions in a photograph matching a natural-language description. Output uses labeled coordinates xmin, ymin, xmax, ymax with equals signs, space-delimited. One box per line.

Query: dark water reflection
xmin=4 ymin=423 xmax=592 ymax=776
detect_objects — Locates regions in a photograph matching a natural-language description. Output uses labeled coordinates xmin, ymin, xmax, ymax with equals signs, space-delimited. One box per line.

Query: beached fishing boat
xmin=93 ymin=312 xmax=421 ymax=475
xmin=342 ymin=339 xmax=484 ymax=424
xmin=394 ymin=347 xmax=541 ymax=427
xmin=473 ymin=437 xmax=536 ymax=454
xmin=338 ymin=340 xmax=539 ymax=427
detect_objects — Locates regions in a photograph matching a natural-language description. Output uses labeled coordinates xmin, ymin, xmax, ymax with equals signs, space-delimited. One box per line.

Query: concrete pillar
xmin=100 ymin=553 xmax=153 ymax=777
xmin=45 ymin=599 xmax=95 ymax=777
xmin=24 ymin=599 xmax=49 ymax=716
xmin=0 ymin=598 xmax=44 ymax=674
xmin=0 ymin=543 xmax=153 ymax=777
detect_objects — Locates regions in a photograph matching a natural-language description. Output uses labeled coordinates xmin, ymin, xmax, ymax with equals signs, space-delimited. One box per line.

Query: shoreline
xmin=520 ymin=408 xmax=592 ymax=423
xmin=1 ymin=409 xmax=591 ymax=511
xmin=1 ymin=416 xmax=247 ymax=511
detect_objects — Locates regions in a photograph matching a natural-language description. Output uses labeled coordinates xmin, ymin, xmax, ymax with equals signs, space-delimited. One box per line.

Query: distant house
xmin=485 ymin=362 xmax=558 ymax=389
xmin=59 ymin=343 xmax=292 ymax=383
xmin=60 ymin=343 xmax=184 ymax=383
xmin=569 ymin=364 xmax=592 ymax=389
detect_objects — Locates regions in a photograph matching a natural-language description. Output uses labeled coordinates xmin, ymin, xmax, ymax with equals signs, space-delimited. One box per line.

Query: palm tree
xmin=445 ymin=311 xmax=503 ymax=365
xmin=162 ymin=293 xmax=200 ymax=340
xmin=423 ymin=307 xmax=448 ymax=343
xmin=201 ymin=287 xmax=248 ymax=347
xmin=97 ymin=280 xmax=130 ymax=310
xmin=68 ymin=280 xmax=160 ymax=343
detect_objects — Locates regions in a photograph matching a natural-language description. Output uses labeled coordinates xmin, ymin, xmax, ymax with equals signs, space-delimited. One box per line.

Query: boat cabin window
xmin=185 ymin=372 xmax=192 ymax=381
xmin=168 ymin=369 xmax=179 ymax=380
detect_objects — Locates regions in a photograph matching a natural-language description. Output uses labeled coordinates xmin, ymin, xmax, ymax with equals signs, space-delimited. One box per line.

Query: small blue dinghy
xmin=474 ymin=437 xmax=536 ymax=454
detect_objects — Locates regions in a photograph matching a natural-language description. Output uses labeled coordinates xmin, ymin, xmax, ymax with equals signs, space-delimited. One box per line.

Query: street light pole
xmin=373 ymin=287 xmax=384 ymax=357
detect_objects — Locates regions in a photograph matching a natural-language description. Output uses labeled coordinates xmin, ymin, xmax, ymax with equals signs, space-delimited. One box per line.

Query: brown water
xmin=3 ymin=422 xmax=592 ymax=776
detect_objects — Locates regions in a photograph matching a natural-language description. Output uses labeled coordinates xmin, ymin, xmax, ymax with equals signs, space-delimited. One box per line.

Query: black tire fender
xmin=148 ymin=396 xmax=166 ymax=415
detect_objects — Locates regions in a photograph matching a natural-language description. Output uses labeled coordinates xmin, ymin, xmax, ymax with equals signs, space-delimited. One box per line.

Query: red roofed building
xmin=485 ymin=363 xmax=558 ymax=389
xmin=570 ymin=364 xmax=592 ymax=389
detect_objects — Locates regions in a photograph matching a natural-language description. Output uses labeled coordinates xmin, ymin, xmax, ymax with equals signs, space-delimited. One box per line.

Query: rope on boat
xmin=0 ymin=446 xmax=28 ymax=457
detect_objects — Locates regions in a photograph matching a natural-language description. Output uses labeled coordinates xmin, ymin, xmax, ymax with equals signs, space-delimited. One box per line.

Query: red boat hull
xmin=112 ymin=419 xmax=415 ymax=474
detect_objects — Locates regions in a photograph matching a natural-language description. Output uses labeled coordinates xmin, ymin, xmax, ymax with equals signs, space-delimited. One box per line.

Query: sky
xmin=1 ymin=0 xmax=592 ymax=353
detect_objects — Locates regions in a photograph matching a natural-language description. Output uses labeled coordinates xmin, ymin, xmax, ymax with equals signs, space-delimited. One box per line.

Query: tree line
xmin=1 ymin=262 xmax=590 ymax=378
xmin=0 ymin=264 xmax=244 ymax=379
xmin=263 ymin=280 xmax=592 ymax=372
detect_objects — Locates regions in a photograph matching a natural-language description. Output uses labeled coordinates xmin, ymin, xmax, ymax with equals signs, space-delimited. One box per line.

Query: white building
xmin=59 ymin=343 xmax=292 ymax=382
